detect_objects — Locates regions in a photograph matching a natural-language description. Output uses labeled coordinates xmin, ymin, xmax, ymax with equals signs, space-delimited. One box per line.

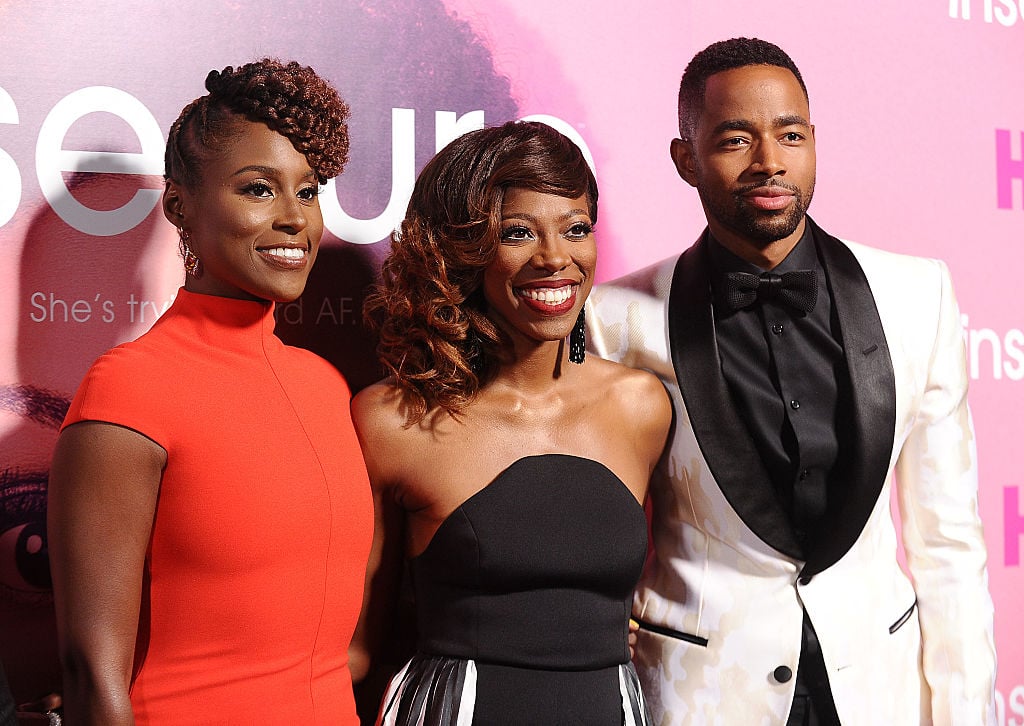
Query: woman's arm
xmin=607 ymin=367 xmax=673 ymax=502
xmin=349 ymin=483 xmax=407 ymax=719
xmin=348 ymin=386 xmax=412 ymax=721
xmin=635 ymin=372 xmax=673 ymax=481
xmin=47 ymin=421 xmax=165 ymax=726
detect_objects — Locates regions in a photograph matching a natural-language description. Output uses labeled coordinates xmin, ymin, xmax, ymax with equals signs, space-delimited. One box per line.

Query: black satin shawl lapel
xmin=804 ymin=219 xmax=897 ymax=575
xmin=668 ymin=235 xmax=803 ymax=560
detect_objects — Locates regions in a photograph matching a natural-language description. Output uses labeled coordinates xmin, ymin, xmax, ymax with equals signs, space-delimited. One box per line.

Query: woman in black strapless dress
xmin=351 ymin=121 xmax=672 ymax=725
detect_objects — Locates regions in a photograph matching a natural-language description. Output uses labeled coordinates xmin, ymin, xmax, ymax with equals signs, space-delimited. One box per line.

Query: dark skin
xmin=47 ymin=424 xmax=164 ymax=725
xmin=47 ymin=119 xmax=325 ymax=726
xmin=349 ymin=190 xmax=671 ymax=709
xmin=670 ymin=64 xmax=817 ymax=271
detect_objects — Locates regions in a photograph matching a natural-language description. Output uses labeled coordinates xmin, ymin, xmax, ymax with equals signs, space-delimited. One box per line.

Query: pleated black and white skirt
xmin=376 ymin=654 xmax=652 ymax=725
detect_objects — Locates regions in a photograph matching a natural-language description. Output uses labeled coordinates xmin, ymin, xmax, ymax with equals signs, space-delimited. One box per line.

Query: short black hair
xmin=678 ymin=37 xmax=808 ymax=139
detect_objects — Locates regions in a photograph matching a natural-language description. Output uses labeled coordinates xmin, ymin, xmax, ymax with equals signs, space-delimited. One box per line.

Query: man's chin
xmin=742 ymin=212 xmax=805 ymax=245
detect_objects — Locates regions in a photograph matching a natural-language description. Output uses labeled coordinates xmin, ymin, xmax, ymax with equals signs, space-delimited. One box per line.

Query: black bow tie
xmin=722 ymin=270 xmax=818 ymax=313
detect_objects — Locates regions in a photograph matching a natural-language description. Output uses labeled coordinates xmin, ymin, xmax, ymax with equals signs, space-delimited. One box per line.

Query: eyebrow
xmin=711 ymin=115 xmax=810 ymax=135
xmin=501 ymin=208 xmax=591 ymax=223
xmin=231 ymin=165 xmax=317 ymax=180
xmin=0 ymin=384 xmax=71 ymax=430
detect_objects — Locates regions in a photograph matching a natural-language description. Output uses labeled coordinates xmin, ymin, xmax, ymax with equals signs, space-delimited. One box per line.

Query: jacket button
xmin=773 ymin=665 xmax=793 ymax=683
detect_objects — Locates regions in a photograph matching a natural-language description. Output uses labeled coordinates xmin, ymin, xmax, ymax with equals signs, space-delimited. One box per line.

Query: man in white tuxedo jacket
xmin=587 ymin=38 xmax=996 ymax=725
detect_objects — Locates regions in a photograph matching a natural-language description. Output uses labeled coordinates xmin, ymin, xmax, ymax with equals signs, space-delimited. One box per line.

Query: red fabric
xmin=64 ymin=287 xmax=372 ymax=725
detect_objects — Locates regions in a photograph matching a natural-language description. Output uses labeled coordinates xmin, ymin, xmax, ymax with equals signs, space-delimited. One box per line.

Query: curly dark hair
xmin=165 ymin=58 xmax=349 ymax=187
xmin=365 ymin=120 xmax=598 ymax=424
xmin=678 ymin=38 xmax=808 ymax=140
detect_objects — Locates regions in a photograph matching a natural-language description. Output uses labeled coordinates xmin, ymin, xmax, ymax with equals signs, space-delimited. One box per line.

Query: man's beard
xmin=701 ymin=178 xmax=815 ymax=247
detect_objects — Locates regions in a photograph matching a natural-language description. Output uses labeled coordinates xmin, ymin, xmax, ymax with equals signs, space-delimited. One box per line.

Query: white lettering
xmin=29 ymin=292 xmax=46 ymax=323
xmin=27 ymin=291 xmax=94 ymax=323
xmin=1012 ymin=684 xmax=1024 ymax=726
xmin=998 ymin=684 xmax=1024 ymax=726
xmin=276 ymin=298 xmax=303 ymax=325
xmin=519 ymin=114 xmax=597 ymax=174
xmin=321 ymin=107 xmax=416 ymax=245
xmin=950 ymin=0 xmax=1024 ymax=22
xmin=996 ymin=0 xmax=1019 ymax=24
xmin=1005 ymin=329 xmax=1024 ymax=380
xmin=316 ymin=297 xmax=338 ymax=325
xmin=315 ymin=297 xmax=356 ymax=325
xmin=36 ymin=86 xmax=164 ymax=236
xmin=125 ymin=293 xmax=174 ymax=324
xmin=970 ymin=326 xmax=1002 ymax=379
xmin=961 ymin=313 xmax=1024 ymax=381
xmin=435 ymin=110 xmax=485 ymax=152
xmin=11 ymin=89 xmax=594 ymax=242
xmin=0 ymin=86 xmax=21 ymax=228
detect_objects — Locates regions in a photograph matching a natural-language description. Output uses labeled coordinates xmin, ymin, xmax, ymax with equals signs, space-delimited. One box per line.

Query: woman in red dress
xmin=48 ymin=59 xmax=372 ymax=725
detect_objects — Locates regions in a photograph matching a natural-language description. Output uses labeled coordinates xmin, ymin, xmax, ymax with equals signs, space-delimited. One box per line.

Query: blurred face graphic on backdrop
xmin=0 ymin=386 xmax=67 ymax=608
xmin=0 ymin=0 xmax=518 ymax=707
xmin=671 ymin=64 xmax=816 ymax=262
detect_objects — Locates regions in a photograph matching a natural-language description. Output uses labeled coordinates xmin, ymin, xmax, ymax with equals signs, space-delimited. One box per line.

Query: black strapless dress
xmin=377 ymin=454 xmax=652 ymax=725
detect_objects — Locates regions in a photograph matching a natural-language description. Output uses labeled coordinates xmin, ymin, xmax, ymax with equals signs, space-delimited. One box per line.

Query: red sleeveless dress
xmin=63 ymin=288 xmax=372 ymax=724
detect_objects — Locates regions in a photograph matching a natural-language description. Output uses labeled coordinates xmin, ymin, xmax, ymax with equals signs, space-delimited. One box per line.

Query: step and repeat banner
xmin=1 ymin=0 xmax=1021 ymax=718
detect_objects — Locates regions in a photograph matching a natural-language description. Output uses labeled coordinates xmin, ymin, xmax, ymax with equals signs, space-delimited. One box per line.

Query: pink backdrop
xmin=1 ymin=0 xmax=1020 ymax=718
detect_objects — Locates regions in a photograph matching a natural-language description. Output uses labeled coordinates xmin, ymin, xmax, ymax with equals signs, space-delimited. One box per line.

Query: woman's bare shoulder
xmin=585 ymin=357 xmax=672 ymax=439
xmin=586 ymin=356 xmax=666 ymax=397
xmin=351 ymin=380 xmax=458 ymax=486
xmin=350 ymin=381 xmax=417 ymax=468
xmin=351 ymin=380 xmax=415 ymax=431
xmin=353 ymin=382 xmax=429 ymax=495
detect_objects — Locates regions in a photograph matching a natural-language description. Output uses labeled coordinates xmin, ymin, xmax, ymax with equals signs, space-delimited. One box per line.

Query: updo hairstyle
xmin=164 ymin=58 xmax=350 ymax=188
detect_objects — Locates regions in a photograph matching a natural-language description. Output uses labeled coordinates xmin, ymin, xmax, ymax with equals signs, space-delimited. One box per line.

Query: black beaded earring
xmin=568 ymin=309 xmax=585 ymax=364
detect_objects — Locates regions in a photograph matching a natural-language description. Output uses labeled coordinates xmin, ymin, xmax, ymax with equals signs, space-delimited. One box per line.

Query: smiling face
xmin=163 ymin=119 xmax=324 ymax=303
xmin=672 ymin=64 xmax=816 ymax=265
xmin=482 ymin=188 xmax=596 ymax=352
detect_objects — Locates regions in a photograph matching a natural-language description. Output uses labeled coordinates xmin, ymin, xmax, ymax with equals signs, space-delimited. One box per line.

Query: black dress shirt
xmin=708 ymin=227 xmax=846 ymax=550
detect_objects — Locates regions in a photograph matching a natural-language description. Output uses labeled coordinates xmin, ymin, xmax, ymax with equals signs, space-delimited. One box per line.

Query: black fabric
xmin=787 ymin=615 xmax=841 ymax=726
xmin=475 ymin=663 xmax=622 ymax=725
xmin=722 ymin=269 xmax=818 ymax=313
xmin=801 ymin=219 xmax=896 ymax=576
xmin=708 ymin=227 xmax=845 ymax=549
xmin=0 ymin=659 xmax=13 ymax=726
xmin=410 ymin=454 xmax=648 ymax=723
xmin=668 ymin=240 xmax=804 ymax=559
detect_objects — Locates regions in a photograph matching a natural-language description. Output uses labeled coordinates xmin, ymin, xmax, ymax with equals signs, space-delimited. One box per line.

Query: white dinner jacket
xmin=587 ymin=220 xmax=996 ymax=725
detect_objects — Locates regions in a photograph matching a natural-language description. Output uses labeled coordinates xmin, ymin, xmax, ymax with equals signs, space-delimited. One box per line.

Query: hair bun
xmin=205 ymin=68 xmax=228 ymax=94
xmin=167 ymin=58 xmax=349 ymax=186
